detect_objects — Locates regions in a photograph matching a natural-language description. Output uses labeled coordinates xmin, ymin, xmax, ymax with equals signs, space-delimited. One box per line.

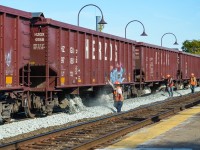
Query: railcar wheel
xmin=24 ymin=98 xmax=35 ymax=118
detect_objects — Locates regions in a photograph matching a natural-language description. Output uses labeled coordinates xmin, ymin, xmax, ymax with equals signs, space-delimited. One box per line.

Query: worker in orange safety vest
xmin=166 ymin=74 xmax=174 ymax=97
xmin=190 ymin=73 xmax=197 ymax=93
xmin=113 ymin=81 xmax=124 ymax=112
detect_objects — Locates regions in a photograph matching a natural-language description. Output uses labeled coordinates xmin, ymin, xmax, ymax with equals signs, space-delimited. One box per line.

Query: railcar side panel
xmin=30 ymin=27 xmax=46 ymax=65
xmin=30 ymin=26 xmax=49 ymax=89
xmin=77 ymin=32 xmax=84 ymax=85
xmin=97 ymin=36 xmax=104 ymax=84
xmin=0 ymin=5 xmax=31 ymax=90
xmin=59 ymin=28 xmax=68 ymax=86
xmin=69 ymin=30 xmax=78 ymax=85
xmin=31 ymin=18 xmax=136 ymax=90
xmin=104 ymin=38 xmax=110 ymax=83
xmin=91 ymin=35 xmax=98 ymax=84
xmin=84 ymin=34 xmax=92 ymax=85
xmin=127 ymin=43 xmax=133 ymax=82
xmin=136 ymin=43 xmax=179 ymax=82
xmin=179 ymin=52 xmax=200 ymax=80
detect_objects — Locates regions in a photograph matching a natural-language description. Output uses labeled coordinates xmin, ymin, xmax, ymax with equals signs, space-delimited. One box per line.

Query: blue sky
xmin=1 ymin=0 xmax=200 ymax=50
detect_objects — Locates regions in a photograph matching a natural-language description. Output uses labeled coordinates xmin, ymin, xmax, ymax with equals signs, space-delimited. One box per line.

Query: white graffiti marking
xmin=5 ymin=52 xmax=11 ymax=67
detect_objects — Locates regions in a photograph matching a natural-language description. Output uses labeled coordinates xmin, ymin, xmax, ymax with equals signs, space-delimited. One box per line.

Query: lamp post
xmin=161 ymin=32 xmax=178 ymax=47
xmin=77 ymin=4 xmax=107 ymax=26
xmin=125 ymin=20 xmax=147 ymax=39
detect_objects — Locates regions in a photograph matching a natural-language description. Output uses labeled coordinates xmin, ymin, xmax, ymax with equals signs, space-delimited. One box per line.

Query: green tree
xmin=182 ymin=40 xmax=200 ymax=54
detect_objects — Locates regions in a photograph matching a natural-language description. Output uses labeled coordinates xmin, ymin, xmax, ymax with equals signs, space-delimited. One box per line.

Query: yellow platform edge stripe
xmin=106 ymin=105 xmax=200 ymax=149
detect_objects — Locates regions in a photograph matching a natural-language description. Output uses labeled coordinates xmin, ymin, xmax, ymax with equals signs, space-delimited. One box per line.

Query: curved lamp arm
xmin=161 ymin=32 xmax=178 ymax=47
xmin=125 ymin=20 xmax=147 ymax=39
xmin=77 ymin=4 xmax=107 ymax=26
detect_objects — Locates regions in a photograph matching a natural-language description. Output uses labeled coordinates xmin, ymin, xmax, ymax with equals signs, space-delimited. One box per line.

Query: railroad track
xmin=1 ymin=92 xmax=200 ymax=150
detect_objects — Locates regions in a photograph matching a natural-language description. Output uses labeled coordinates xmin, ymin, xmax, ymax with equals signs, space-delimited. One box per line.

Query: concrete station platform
xmin=100 ymin=105 xmax=200 ymax=150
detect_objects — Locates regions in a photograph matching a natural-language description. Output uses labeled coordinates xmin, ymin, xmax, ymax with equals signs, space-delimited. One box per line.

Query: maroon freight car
xmin=179 ymin=51 xmax=200 ymax=84
xmin=0 ymin=5 xmax=32 ymax=121
xmin=0 ymin=5 xmax=31 ymax=90
xmin=135 ymin=42 xmax=180 ymax=95
xmin=29 ymin=15 xmax=137 ymax=114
